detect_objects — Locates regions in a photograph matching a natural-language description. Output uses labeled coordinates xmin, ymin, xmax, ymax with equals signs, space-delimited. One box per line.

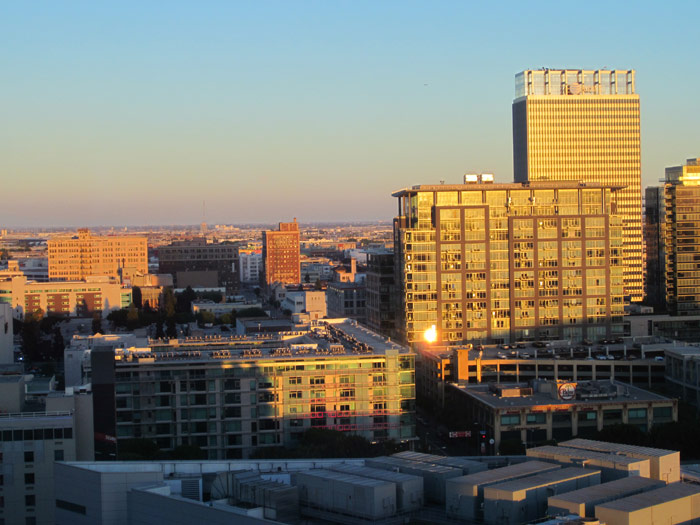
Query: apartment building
xmin=393 ymin=179 xmax=625 ymax=345
xmin=0 ymin=274 xmax=131 ymax=319
xmin=663 ymin=158 xmax=700 ymax=315
xmin=262 ymin=220 xmax=301 ymax=286
xmin=78 ymin=320 xmax=415 ymax=459
xmin=48 ymin=228 xmax=147 ymax=281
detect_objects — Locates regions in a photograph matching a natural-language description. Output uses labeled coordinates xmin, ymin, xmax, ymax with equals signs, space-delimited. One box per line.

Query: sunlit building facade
xmin=262 ymin=219 xmax=301 ymax=286
xmin=513 ymin=69 xmax=643 ymax=301
xmin=48 ymin=228 xmax=148 ymax=281
xmin=393 ymin=181 xmax=625 ymax=345
xmin=664 ymin=158 xmax=700 ymax=315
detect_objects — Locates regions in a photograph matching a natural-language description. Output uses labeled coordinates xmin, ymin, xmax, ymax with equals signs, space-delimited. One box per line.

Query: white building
xmin=239 ymin=248 xmax=263 ymax=284
xmin=281 ymin=290 xmax=326 ymax=320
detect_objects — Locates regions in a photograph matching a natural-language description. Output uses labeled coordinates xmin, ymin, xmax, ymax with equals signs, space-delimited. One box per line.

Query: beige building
xmin=393 ymin=180 xmax=625 ymax=345
xmin=513 ymin=69 xmax=643 ymax=301
xmin=0 ymin=273 xmax=131 ymax=319
xmin=48 ymin=228 xmax=148 ymax=281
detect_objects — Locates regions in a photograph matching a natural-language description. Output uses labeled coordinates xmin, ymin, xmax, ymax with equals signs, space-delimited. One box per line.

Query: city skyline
xmin=3 ymin=2 xmax=700 ymax=227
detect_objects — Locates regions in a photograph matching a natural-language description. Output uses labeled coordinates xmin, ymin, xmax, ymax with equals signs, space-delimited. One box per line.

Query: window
xmin=289 ymin=391 xmax=302 ymax=399
xmin=628 ymin=408 xmax=647 ymax=419
xmin=25 ymin=495 xmax=36 ymax=507
xmin=526 ymin=413 xmax=546 ymax=424
xmin=55 ymin=449 xmax=64 ymax=461
xmin=500 ymin=414 xmax=520 ymax=425
xmin=24 ymin=451 xmax=34 ymax=463
xmin=25 ymin=473 xmax=34 ymax=485
xmin=288 ymin=377 xmax=301 ymax=385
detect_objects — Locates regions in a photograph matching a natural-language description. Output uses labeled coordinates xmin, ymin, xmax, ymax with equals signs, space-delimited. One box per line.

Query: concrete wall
xmin=128 ymin=488 xmax=276 ymax=525
xmin=0 ymin=302 xmax=13 ymax=364
xmin=55 ymin=464 xmax=164 ymax=525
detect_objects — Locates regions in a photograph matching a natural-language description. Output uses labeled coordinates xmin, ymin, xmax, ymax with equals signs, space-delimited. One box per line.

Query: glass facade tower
xmin=664 ymin=158 xmax=700 ymax=315
xmin=513 ymin=69 xmax=643 ymax=301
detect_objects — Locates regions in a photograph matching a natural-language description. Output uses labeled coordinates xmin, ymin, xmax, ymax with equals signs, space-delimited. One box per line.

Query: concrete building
xmin=79 ymin=320 xmax=415 ymax=459
xmin=0 ymin=372 xmax=92 ymax=525
xmin=280 ymin=290 xmax=326 ymax=320
xmin=664 ymin=158 xmax=700 ymax=315
xmin=483 ymin=467 xmax=600 ymax=525
xmin=595 ymin=483 xmax=700 ymax=525
xmin=449 ymin=379 xmax=676 ymax=452
xmin=262 ymin=220 xmax=300 ymax=286
xmin=365 ymin=249 xmax=396 ymax=338
xmin=446 ymin=459 xmax=560 ymax=521
xmin=238 ymin=247 xmax=263 ymax=284
xmin=644 ymin=186 xmax=666 ymax=310
xmin=48 ymin=228 xmax=148 ymax=281
xmin=665 ymin=344 xmax=700 ymax=408
xmin=559 ymin=438 xmax=680 ymax=483
xmin=547 ymin=476 xmax=664 ymax=519
xmin=326 ymin=281 xmax=366 ymax=324
xmin=0 ymin=302 xmax=13 ymax=364
xmin=393 ymin=181 xmax=625 ymax=345
xmin=6 ymin=258 xmax=49 ymax=282
xmin=525 ymin=445 xmax=650 ymax=482
xmin=158 ymin=238 xmax=238 ymax=292
xmin=414 ymin=340 xmax=668 ymax=409
xmin=300 ymin=257 xmax=334 ymax=284
xmin=190 ymin=300 xmax=263 ymax=317
xmin=513 ymin=69 xmax=643 ymax=301
xmin=0 ymin=273 xmax=132 ymax=319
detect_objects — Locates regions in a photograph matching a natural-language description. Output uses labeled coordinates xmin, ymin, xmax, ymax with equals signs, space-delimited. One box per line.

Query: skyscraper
xmin=393 ymin=178 xmax=625 ymax=345
xmin=664 ymin=158 xmax=700 ymax=315
xmin=262 ymin=219 xmax=301 ymax=286
xmin=513 ymin=69 xmax=643 ymax=301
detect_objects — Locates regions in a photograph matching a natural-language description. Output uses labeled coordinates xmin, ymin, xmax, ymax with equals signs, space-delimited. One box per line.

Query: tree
xmin=51 ymin=327 xmax=65 ymax=360
xmin=132 ymin=286 xmax=142 ymax=309
xmin=0 ymin=248 xmax=9 ymax=260
xmin=126 ymin=304 xmax=140 ymax=330
xmin=166 ymin=318 xmax=177 ymax=338
xmin=155 ymin=319 xmax=165 ymax=339
xmin=92 ymin=314 xmax=103 ymax=335
xmin=304 ymin=273 xmax=311 ymax=283
xmin=162 ymin=288 xmax=176 ymax=318
xmin=176 ymin=286 xmax=197 ymax=313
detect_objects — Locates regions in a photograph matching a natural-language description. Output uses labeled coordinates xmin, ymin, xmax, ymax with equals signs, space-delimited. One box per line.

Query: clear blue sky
xmin=2 ymin=1 xmax=699 ymax=227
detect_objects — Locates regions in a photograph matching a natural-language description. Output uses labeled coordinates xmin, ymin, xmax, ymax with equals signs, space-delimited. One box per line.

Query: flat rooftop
xmin=548 ymin=476 xmax=662 ymax=505
xmin=453 ymin=380 xmax=671 ymax=410
xmin=93 ymin=319 xmax=409 ymax=366
xmin=595 ymin=483 xmax=700 ymax=512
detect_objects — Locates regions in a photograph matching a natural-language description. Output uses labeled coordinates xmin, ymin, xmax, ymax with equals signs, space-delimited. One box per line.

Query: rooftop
xmin=595 ymin=483 xmax=700 ymax=512
xmin=452 ymin=380 xmax=671 ymax=410
xmin=392 ymin=180 xmax=624 ymax=198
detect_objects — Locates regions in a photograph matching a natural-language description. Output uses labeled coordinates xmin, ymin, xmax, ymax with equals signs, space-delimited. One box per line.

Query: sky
xmin=2 ymin=1 xmax=699 ymax=227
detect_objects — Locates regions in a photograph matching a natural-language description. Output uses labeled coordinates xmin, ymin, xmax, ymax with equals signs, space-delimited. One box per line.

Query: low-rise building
xmin=0 ymin=274 xmax=131 ymax=319
xmin=238 ymin=247 xmax=263 ymax=284
xmin=281 ymin=290 xmax=326 ymax=321
xmin=326 ymin=282 xmax=366 ymax=324
xmin=448 ymin=379 xmax=677 ymax=452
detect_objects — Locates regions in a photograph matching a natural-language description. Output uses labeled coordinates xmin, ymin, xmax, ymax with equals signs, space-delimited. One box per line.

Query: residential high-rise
xmin=644 ymin=186 xmax=666 ymax=310
xmin=664 ymin=158 xmax=700 ymax=315
xmin=513 ymin=69 xmax=643 ymax=301
xmin=393 ymin=179 xmax=625 ymax=345
xmin=262 ymin=219 xmax=301 ymax=286
xmin=48 ymin=228 xmax=148 ymax=281
xmin=365 ymin=249 xmax=396 ymax=338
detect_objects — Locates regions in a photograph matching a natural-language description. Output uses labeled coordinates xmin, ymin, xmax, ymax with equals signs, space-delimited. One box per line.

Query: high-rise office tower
xmin=664 ymin=158 xmax=700 ymax=315
xmin=262 ymin=219 xmax=301 ymax=286
xmin=393 ymin=177 xmax=625 ymax=345
xmin=644 ymin=186 xmax=665 ymax=310
xmin=513 ymin=69 xmax=643 ymax=301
